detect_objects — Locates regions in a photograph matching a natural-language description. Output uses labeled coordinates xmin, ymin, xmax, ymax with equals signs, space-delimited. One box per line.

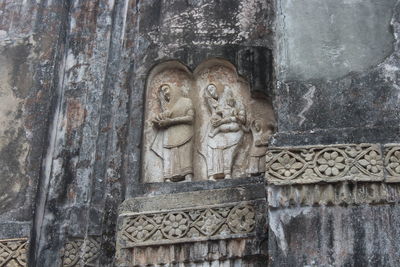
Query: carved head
xmin=206 ymin=84 xmax=218 ymax=99
xmin=159 ymin=84 xmax=171 ymax=102
xmin=225 ymin=90 xmax=235 ymax=107
xmin=252 ymin=119 xmax=262 ymax=132
xmin=265 ymin=121 xmax=275 ymax=135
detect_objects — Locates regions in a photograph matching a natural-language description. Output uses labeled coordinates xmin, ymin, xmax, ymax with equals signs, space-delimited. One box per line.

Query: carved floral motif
xmin=119 ymin=203 xmax=256 ymax=247
xmin=268 ymin=151 xmax=306 ymax=180
xmin=124 ymin=215 xmax=157 ymax=242
xmin=161 ymin=213 xmax=190 ymax=239
xmin=227 ymin=205 xmax=255 ymax=233
xmin=192 ymin=209 xmax=224 ymax=236
xmin=0 ymin=238 xmax=28 ymax=267
xmin=358 ymin=150 xmax=383 ymax=174
xmin=266 ymin=144 xmax=385 ymax=185
xmin=385 ymin=145 xmax=400 ymax=182
xmin=316 ymin=150 xmax=346 ymax=176
xmin=61 ymin=237 xmax=100 ymax=267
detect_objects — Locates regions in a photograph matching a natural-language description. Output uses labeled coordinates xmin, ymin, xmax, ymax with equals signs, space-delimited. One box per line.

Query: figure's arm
xmin=255 ymin=132 xmax=272 ymax=146
xmin=215 ymin=116 xmax=237 ymax=126
xmin=214 ymin=108 xmax=245 ymax=127
xmin=236 ymin=109 xmax=246 ymax=124
xmin=158 ymin=109 xmax=194 ymax=127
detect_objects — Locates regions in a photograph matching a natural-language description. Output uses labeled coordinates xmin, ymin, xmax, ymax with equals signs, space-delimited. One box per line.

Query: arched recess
xmin=142 ymin=59 xmax=275 ymax=183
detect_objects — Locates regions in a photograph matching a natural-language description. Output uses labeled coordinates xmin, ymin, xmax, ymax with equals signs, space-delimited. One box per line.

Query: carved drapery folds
xmin=143 ymin=59 xmax=275 ymax=183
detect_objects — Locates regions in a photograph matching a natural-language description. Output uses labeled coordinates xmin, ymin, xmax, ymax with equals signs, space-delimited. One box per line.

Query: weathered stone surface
xmin=269 ymin=205 xmax=400 ymax=266
xmin=0 ymin=0 xmax=71 ymax=264
xmin=273 ymin=0 xmax=400 ymax=145
xmin=1 ymin=0 xmax=400 ymax=266
xmin=277 ymin=0 xmax=396 ymax=81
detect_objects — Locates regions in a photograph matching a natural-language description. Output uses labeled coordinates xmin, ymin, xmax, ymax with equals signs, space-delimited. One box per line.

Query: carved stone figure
xmin=203 ymin=84 xmax=246 ymax=180
xmin=143 ymin=60 xmax=275 ymax=182
xmin=151 ymin=84 xmax=194 ymax=182
xmin=247 ymin=119 xmax=274 ymax=176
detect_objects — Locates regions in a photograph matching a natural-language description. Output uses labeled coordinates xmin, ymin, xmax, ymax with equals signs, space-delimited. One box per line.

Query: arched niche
xmin=142 ymin=59 xmax=275 ymax=183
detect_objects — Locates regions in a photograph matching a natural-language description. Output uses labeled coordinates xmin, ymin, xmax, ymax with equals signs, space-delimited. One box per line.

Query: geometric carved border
xmin=266 ymin=143 xmax=385 ymax=185
xmin=0 ymin=238 xmax=28 ymax=267
xmin=61 ymin=236 xmax=101 ymax=267
xmin=385 ymin=144 xmax=400 ymax=183
xmin=118 ymin=201 xmax=257 ymax=247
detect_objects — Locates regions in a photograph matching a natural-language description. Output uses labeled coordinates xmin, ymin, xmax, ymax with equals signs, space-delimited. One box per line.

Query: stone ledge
xmin=119 ymin=201 xmax=260 ymax=248
xmin=116 ymin=186 xmax=267 ymax=265
xmin=268 ymin=182 xmax=400 ymax=208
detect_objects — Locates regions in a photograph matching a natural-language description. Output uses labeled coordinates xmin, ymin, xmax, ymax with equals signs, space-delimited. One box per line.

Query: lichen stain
xmin=66 ymin=98 xmax=86 ymax=134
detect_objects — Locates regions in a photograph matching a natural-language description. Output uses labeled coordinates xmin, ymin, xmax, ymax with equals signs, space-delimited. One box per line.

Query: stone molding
xmin=268 ymin=182 xmax=400 ymax=208
xmin=61 ymin=236 xmax=100 ymax=267
xmin=0 ymin=238 xmax=28 ymax=267
xmin=116 ymin=186 xmax=267 ymax=265
xmin=265 ymin=143 xmax=400 ymax=185
xmin=119 ymin=202 xmax=257 ymax=247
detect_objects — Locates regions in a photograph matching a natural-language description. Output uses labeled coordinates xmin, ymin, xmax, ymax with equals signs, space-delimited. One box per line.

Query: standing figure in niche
xmin=151 ymin=84 xmax=194 ymax=182
xmin=248 ymin=119 xmax=274 ymax=176
xmin=203 ymin=84 xmax=246 ymax=180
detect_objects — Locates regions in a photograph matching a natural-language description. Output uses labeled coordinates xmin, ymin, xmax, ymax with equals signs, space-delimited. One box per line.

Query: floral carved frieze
xmin=61 ymin=236 xmax=100 ymax=267
xmin=118 ymin=203 xmax=257 ymax=248
xmin=265 ymin=144 xmax=386 ymax=185
xmin=385 ymin=144 xmax=400 ymax=183
xmin=0 ymin=238 xmax=28 ymax=267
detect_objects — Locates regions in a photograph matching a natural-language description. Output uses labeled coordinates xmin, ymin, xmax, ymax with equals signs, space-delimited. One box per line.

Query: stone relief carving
xmin=61 ymin=236 xmax=100 ymax=267
xmin=118 ymin=203 xmax=256 ymax=247
xmin=143 ymin=60 xmax=275 ymax=183
xmin=202 ymin=85 xmax=247 ymax=180
xmin=151 ymin=84 xmax=195 ymax=182
xmin=385 ymin=144 xmax=400 ymax=182
xmin=265 ymin=144 xmax=387 ymax=185
xmin=0 ymin=238 xmax=28 ymax=267
xmin=248 ymin=120 xmax=274 ymax=176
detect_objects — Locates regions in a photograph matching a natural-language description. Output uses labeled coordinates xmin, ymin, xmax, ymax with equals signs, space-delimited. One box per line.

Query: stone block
xmin=116 ymin=185 xmax=267 ymax=266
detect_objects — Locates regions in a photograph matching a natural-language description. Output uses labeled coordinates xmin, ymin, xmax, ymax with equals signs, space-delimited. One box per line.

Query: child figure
xmin=209 ymin=95 xmax=242 ymax=137
xmin=248 ymin=119 xmax=274 ymax=176
xmin=205 ymin=87 xmax=243 ymax=137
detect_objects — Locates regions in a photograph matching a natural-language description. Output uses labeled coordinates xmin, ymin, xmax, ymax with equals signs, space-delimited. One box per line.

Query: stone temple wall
xmin=0 ymin=0 xmax=399 ymax=266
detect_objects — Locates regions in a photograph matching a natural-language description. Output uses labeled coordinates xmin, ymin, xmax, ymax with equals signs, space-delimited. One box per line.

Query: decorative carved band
xmin=385 ymin=144 xmax=400 ymax=183
xmin=0 ymin=238 xmax=28 ymax=267
xmin=119 ymin=202 xmax=256 ymax=247
xmin=268 ymin=182 xmax=400 ymax=208
xmin=265 ymin=144 xmax=393 ymax=185
xmin=61 ymin=236 xmax=100 ymax=267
